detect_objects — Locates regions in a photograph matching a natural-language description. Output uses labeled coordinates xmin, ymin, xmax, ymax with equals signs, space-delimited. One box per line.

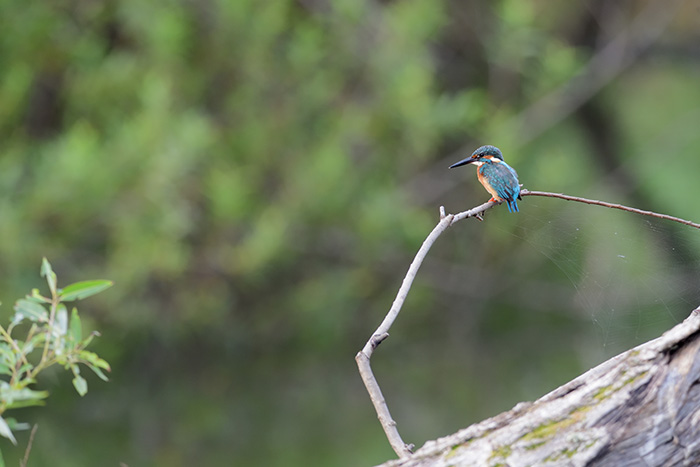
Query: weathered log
xmin=378 ymin=308 xmax=700 ymax=467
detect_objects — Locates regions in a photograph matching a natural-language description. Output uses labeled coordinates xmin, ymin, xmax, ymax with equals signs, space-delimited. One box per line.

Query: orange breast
xmin=477 ymin=170 xmax=503 ymax=202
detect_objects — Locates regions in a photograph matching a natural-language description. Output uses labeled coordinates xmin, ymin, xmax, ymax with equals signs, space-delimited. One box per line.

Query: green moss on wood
xmin=623 ymin=370 xmax=649 ymax=387
xmin=490 ymin=445 xmax=512 ymax=459
xmin=592 ymin=384 xmax=614 ymax=401
xmin=521 ymin=417 xmax=576 ymax=441
xmin=524 ymin=440 xmax=546 ymax=450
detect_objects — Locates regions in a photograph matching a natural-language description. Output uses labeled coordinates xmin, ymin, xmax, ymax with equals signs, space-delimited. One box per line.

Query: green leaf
xmin=11 ymin=378 xmax=37 ymax=388
xmin=0 ymin=364 xmax=11 ymax=376
xmin=40 ymin=258 xmax=57 ymax=296
xmin=30 ymin=289 xmax=50 ymax=303
xmin=69 ymin=308 xmax=82 ymax=343
xmin=0 ymin=352 xmax=15 ymax=369
xmin=87 ymin=363 xmax=110 ymax=382
xmin=55 ymin=304 xmax=68 ymax=337
xmin=12 ymin=299 xmax=48 ymax=324
xmin=25 ymin=332 xmax=46 ymax=354
xmin=4 ymin=398 xmax=46 ymax=410
xmin=0 ymin=417 xmax=16 ymax=445
xmin=59 ymin=280 xmax=113 ymax=302
xmin=79 ymin=350 xmax=111 ymax=371
xmin=0 ymin=343 xmax=14 ymax=365
xmin=80 ymin=330 xmax=101 ymax=349
xmin=72 ymin=374 xmax=88 ymax=396
xmin=1 ymin=387 xmax=49 ymax=409
xmin=0 ymin=446 xmax=5 ymax=467
xmin=4 ymin=419 xmax=30 ymax=432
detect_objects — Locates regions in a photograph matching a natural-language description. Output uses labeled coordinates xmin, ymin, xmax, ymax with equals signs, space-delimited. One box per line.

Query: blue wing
xmin=481 ymin=162 xmax=520 ymax=202
xmin=504 ymin=163 xmax=519 ymax=186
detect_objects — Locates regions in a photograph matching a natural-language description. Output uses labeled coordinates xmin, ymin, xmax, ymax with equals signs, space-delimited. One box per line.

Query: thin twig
xmin=356 ymin=189 xmax=700 ymax=459
xmin=355 ymin=200 xmax=494 ymax=458
xmin=20 ymin=424 xmax=38 ymax=467
xmin=0 ymin=326 xmax=30 ymax=386
xmin=40 ymin=296 xmax=57 ymax=367
xmin=521 ymin=189 xmax=700 ymax=230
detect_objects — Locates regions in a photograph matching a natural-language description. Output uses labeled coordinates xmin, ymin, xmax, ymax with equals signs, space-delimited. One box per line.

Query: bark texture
xmin=378 ymin=308 xmax=700 ymax=467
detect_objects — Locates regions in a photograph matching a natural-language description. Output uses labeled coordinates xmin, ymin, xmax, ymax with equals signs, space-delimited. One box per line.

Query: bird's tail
xmin=507 ymin=199 xmax=519 ymax=213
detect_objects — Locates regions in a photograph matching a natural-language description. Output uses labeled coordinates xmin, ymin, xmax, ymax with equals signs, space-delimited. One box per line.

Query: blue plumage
xmin=478 ymin=162 xmax=520 ymax=212
xmin=449 ymin=145 xmax=521 ymax=213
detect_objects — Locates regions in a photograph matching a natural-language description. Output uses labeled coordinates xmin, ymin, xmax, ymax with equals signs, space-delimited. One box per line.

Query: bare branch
xmin=20 ymin=424 xmax=38 ymax=467
xmin=521 ymin=189 xmax=700 ymax=230
xmin=357 ymin=189 xmax=700 ymax=459
xmin=356 ymin=200 xmax=495 ymax=458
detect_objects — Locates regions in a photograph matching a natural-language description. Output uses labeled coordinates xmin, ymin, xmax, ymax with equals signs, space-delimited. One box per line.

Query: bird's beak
xmin=449 ymin=156 xmax=475 ymax=169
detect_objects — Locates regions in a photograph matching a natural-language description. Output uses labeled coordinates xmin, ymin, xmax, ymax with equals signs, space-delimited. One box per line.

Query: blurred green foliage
xmin=0 ymin=0 xmax=699 ymax=465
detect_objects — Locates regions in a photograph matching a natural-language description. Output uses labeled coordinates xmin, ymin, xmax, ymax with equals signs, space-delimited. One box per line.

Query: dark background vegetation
xmin=1 ymin=0 xmax=700 ymax=465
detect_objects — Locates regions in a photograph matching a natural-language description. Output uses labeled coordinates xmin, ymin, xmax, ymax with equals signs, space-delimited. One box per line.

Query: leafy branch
xmin=356 ymin=189 xmax=700 ymax=459
xmin=0 ymin=258 xmax=112 ymax=454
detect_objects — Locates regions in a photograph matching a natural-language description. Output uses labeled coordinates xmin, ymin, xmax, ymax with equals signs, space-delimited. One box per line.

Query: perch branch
xmin=355 ymin=200 xmax=495 ymax=458
xmin=357 ymin=189 xmax=700 ymax=459
xmin=521 ymin=189 xmax=700 ymax=230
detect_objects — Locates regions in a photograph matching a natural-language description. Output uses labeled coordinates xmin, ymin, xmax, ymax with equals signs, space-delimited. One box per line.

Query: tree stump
xmin=377 ymin=308 xmax=700 ymax=467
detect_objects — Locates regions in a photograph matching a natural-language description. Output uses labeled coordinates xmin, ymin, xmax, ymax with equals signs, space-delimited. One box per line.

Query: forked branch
xmin=356 ymin=188 xmax=700 ymax=459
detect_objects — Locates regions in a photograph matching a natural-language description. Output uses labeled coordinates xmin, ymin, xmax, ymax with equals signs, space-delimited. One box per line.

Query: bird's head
xmin=449 ymin=145 xmax=503 ymax=168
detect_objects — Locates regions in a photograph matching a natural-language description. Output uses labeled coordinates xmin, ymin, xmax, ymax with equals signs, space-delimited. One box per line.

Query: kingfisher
xmin=449 ymin=145 xmax=521 ymax=213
